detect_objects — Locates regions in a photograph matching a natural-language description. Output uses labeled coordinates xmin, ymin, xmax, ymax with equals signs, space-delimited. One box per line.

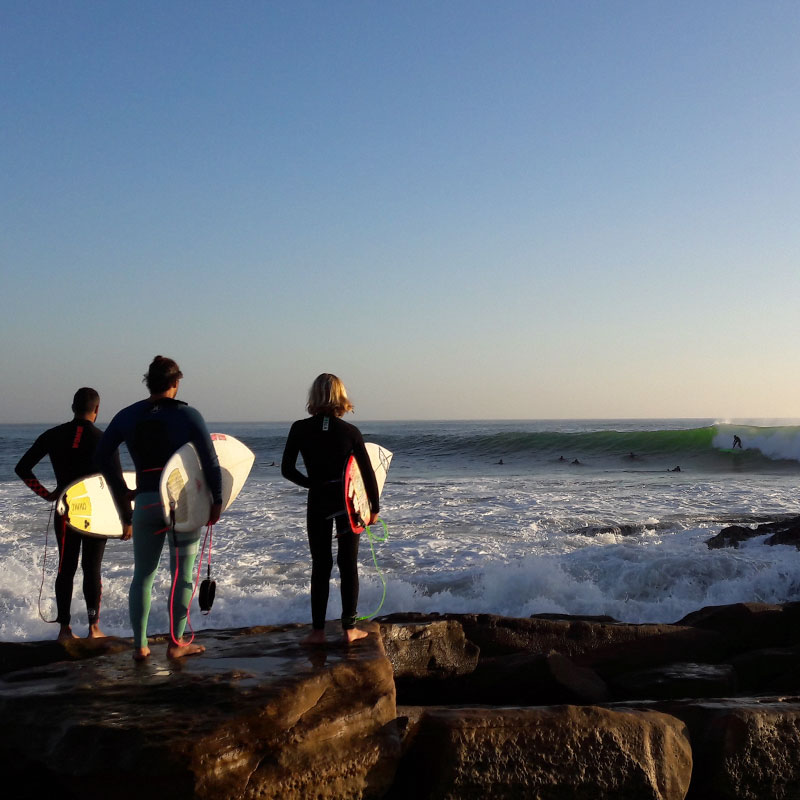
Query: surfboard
xmin=344 ymin=443 xmax=392 ymax=534
xmin=159 ymin=433 xmax=255 ymax=532
xmin=56 ymin=471 xmax=137 ymax=539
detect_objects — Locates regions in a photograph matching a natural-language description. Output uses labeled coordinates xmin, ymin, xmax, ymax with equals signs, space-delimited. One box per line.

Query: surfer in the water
xmin=15 ymin=388 xmax=113 ymax=642
xmin=98 ymin=356 xmax=222 ymax=661
xmin=282 ymin=373 xmax=379 ymax=645
xmin=733 ymin=435 xmax=742 ymax=449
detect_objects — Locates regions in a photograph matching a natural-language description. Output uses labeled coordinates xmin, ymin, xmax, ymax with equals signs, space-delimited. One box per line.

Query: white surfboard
xmin=56 ymin=471 xmax=137 ymax=539
xmin=159 ymin=433 xmax=255 ymax=532
xmin=344 ymin=443 xmax=392 ymax=534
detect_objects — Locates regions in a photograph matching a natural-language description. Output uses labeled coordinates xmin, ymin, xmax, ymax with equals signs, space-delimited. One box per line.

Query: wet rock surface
xmin=3 ymin=603 xmax=800 ymax=799
xmin=0 ymin=621 xmax=398 ymax=800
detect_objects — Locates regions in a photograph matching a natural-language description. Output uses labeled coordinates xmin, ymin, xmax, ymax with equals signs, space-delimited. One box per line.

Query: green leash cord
xmin=357 ymin=517 xmax=389 ymax=621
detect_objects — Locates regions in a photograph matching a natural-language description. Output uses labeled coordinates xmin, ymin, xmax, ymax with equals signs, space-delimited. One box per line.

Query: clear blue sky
xmin=2 ymin=1 xmax=799 ymax=423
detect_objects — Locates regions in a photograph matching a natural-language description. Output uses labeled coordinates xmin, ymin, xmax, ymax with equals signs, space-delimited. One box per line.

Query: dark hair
xmin=143 ymin=356 xmax=183 ymax=394
xmin=72 ymin=387 xmax=99 ymax=415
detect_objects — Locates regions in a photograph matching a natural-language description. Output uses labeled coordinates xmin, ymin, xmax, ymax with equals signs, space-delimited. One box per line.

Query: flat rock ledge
xmin=2 ymin=603 xmax=800 ymax=799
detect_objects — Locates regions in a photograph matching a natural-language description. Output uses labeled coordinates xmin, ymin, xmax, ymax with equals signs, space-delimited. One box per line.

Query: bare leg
xmin=133 ymin=645 xmax=151 ymax=661
xmin=57 ymin=624 xmax=78 ymax=642
xmin=167 ymin=639 xmax=205 ymax=659
xmin=87 ymin=623 xmax=106 ymax=639
xmin=343 ymin=628 xmax=369 ymax=644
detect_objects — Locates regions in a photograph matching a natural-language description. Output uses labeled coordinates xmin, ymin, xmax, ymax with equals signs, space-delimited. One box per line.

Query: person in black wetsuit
xmin=15 ymin=387 xmax=116 ymax=642
xmin=97 ymin=356 xmax=222 ymax=661
xmin=282 ymin=373 xmax=379 ymax=645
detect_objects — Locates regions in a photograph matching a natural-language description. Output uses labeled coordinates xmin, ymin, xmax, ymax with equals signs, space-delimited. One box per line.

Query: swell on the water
xmin=372 ymin=424 xmax=800 ymax=471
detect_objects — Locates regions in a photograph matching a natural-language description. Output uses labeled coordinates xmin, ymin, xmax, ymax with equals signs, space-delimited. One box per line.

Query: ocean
xmin=2 ymin=419 xmax=800 ymax=643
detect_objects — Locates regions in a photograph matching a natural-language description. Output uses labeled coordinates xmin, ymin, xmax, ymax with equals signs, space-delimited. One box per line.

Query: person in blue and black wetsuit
xmin=282 ymin=373 xmax=379 ymax=645
xmin=16 ymin=387 xmax=115 ymax=642
xmin=97 ymin=356 xmax=222 ymax=661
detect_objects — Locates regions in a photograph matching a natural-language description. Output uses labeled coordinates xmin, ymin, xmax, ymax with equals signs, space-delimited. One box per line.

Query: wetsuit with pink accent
xmin=97 ymin=397 xmax=222 ymax=649
xmin=15 ymin=419 xmax=106 ymax=627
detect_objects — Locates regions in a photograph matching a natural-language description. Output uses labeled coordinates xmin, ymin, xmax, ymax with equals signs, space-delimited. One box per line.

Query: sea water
xmin=2 ymin=419 xmax=800 ymax=642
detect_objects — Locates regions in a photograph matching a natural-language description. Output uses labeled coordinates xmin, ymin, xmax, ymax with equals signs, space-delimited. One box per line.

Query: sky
xmin=2 ymin=1 xmax=800 ymax=423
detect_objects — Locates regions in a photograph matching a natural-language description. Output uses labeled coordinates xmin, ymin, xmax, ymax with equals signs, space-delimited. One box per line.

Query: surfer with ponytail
xmin=98 ymin=356 xmax=222 ymax=661
xmin=282 ymin=374 xmax=379 ymax=645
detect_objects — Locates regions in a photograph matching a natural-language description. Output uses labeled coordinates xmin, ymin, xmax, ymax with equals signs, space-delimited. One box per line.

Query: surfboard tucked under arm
xmin=159 ymin=433 xmax=255 ymax=532
xmin=56 ymin=471 xmax=137 ymax=539
xmin=344 ymin=443 xmax=393 ymax=534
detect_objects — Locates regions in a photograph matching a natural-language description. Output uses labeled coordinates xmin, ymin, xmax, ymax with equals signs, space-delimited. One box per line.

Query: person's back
xmin=283 ymin=414 xmax=368 ymax=487
xmin=14 ymin=387 xmax=108 ymax=641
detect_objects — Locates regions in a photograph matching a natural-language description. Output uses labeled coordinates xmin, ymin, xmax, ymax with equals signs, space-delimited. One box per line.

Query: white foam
xmin=2 ymin=469 xmax=800 ymax=641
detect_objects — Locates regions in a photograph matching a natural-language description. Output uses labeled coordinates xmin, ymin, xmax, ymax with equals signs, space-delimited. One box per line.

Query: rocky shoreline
xmin=1 ymin=598 xmax=800 ymax=799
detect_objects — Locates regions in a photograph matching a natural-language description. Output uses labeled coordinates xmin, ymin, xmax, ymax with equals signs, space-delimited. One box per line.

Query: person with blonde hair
xmin=282 ymin=373 xmax=379 ymax=644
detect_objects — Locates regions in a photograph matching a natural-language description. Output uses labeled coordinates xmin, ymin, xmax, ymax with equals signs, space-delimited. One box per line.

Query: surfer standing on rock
xmin=282 ymin=373 xmax=379 ymax=645
xmin=15 ymin=388 xmax=112 ymax=642
xmin=98 ymin=356 xmax=222 ymax=661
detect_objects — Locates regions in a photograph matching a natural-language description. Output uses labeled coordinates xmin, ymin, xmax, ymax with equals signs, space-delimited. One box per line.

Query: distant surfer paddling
xmin=15 ymin=388 xmax=114 ymax=642
xmin=98 ymin=357 xmax=222 ymax=661
xmin=282 ymin=373 xmax=379 ymax=645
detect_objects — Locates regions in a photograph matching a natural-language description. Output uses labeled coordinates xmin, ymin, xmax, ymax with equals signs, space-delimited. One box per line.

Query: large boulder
xmin=0 ymin=622 xmax=399 ymax=800
xmin=389 ymin=705 xmax=692 ymax=800
xmin=677 ymin=602 xmax=800 ymax=652
xmin=644 ymin=697 xmax=800 ymax=800
xmin=382 ymin=612 xmax=726 ymax=678
xmin=379 ymin=619 xmax=479 ymax=679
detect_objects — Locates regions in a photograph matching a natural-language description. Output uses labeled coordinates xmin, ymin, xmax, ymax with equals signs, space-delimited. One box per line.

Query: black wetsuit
xmin=15 ymin=419 xmax=106 ymax=627
xmin=281 ymin=414 xmax=379 ymax=630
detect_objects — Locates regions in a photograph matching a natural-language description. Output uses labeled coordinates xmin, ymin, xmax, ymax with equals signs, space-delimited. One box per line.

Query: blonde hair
xmin=307 ymin=373 xmax=354 ymax=417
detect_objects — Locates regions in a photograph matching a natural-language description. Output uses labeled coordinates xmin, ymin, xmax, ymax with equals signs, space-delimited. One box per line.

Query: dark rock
xmin=765 ymin=526 xmax=800 ymax=548
xmin=610 ymin=662 xmax=737 ymax=701
xmin=454 ymin=613 xmax=725 ymax=677
xmin=379 ymin=619 xmax=479 ymax=679
xmin=0 ymin=621 xmax=399 ymax=800
xmin=0 ymin=635 xmax=131 ymax=676
xmin=455 ymin=650 xmax=609 ymax=706
xmin=663 ymin=697 xmax=800 ymax=800
xmin=707 ymin=516 xmax=800 ymax=549
xmin=730 ymin=647 xmax=800 ymax=692
xmin=387 ymin=705 xmax=692 ymax=800
xmin=677 ymin=602 xmax=800 ymax=651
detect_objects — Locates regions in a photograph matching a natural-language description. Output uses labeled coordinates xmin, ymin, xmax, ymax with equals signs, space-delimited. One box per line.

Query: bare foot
xmin=301 ymin=629 xmax=327 ymax=646
xmin=57 ymin=626 xmax=78 ymax=642
xmin=343 ymin=628 xmax=369 ymax=644
xmin=87 ymin=624 xmax=107 ymax=639
xmin=166 ymin=640 xmax=206 ymax=660
xmin=133 ymin=646 xmax=151 ymax=661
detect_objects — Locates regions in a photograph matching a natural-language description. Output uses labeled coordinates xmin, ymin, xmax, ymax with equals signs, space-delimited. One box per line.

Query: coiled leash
xmin=167 ymin=511 xmax=215 ymax=649
xmin=357 ymin=517 xmax=389 ymax=621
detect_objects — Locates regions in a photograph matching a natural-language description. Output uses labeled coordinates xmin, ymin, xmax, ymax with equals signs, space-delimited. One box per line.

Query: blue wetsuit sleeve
xmin=281 ymin=422 xmax=311 ymax=488
xmin=97 ymin=413 xmax=133 ymax=525
xmin=186 ymin=408 xmax=223 ymax=504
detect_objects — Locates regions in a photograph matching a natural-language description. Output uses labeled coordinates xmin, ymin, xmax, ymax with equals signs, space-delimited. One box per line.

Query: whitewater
xmin=2 ymin=419 xmax=800 ymax=643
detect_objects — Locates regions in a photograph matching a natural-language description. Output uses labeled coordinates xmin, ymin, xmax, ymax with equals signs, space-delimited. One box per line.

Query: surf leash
xmin=168 ymin=521 xmax=214 ymax=647
xmin=357 ymin=517 xmax=389 ymax=621
xmin=37 ymin=502 xmax=58 ymax=624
